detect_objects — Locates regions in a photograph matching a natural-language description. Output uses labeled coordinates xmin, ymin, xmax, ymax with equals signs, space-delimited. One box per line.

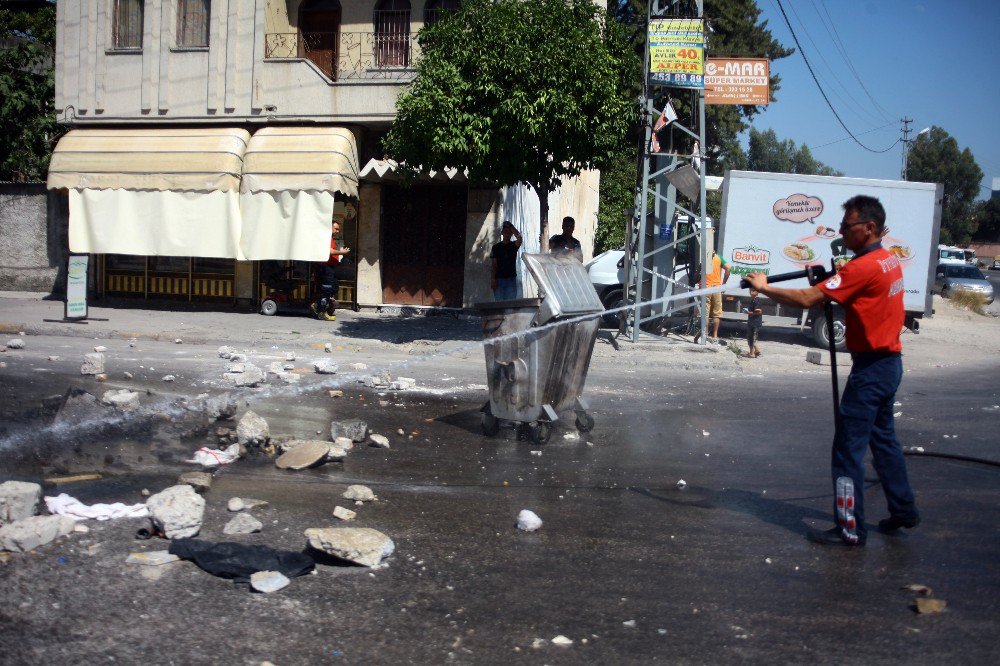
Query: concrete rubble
xmin=80 ymin=352 xmax=105 ymax=375
xmin=278 ymin=373 xmax=300 ymax=384
xmin=125 ymin=551 xmax=180 ymax=566
xmin=363 ymin=371 xmax=392 ymax=388
xmin=225 ymin=363 xmax=265 ymax=387
xmin=0 ymin=481 xmax=41 ymax=525
xmin=332 ymin=506 xmax=356 ymax=521
xmin=275 ymin=441 xmax=331 ymax=470
xmin=217 ymin=346 xmax=233 ymax=359
xmin=228 ymin=497 xmax=268 ymax=512
xmin=326 ymin=443 xmax=348 ymax=461
xmin=304 ymin=527 xmax=395 ymax=567
xmin=236 ymin=411 xmax=270 ymax=446
xmin=369 ymin=434 xmax=390 ymax=449
xmin=223 ymin=512 xmax=263 ymax=535
xmin=313 ymin=359 xmax=339 ymax=374
xmin=330 ymin=419 xmax=368 ymax=443
xmin=342 ymin=485 xmax=375 ymax=502
xmin=334 ymin=436 xmax=354 ymax=450
xmin=388 ymin=377 xmax=416 ymax=391
xmin=227 ymin=362 xmax=246 ymax=373
xmin=101 ymin=389 xmax=140 ymax=412
xmin=517 ymin=510 xmax=543 ymax=532
xmin=146 ymin=485 xmax=206 ymax=539
xmin=251 ymin=570 xmax=290 ymax=593
xmin=177 ymin=471 xmax=213 ymax=493
xmin=93 ymin=345 xmax=107 ymax=352
xmin=348 ymin=362 xmax=368 ymax=371
xmin=0 ymin=515 xmax=76 ymax=552
xmin=6 ymin=339 xmax=25 ymax=350
xmin=227 ymin=497 xmax=245 ymax=512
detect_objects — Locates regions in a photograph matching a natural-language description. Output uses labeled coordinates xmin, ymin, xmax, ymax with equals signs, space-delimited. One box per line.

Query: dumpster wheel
xmin=481 ymin=402 xmax=500 ymax=436
xmin=530 ymin=422 xmax=552 ymax=444
xmin=575 ymin=412 xmax=595 ymax=433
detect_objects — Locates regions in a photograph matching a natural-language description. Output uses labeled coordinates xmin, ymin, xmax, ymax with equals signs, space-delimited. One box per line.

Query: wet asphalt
xmin=0 ymin=333 xmax=998 ymax=665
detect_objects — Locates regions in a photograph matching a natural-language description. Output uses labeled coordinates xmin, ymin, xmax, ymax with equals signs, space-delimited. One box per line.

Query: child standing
xmin=745 ymin=289 xmax=763 ymax=358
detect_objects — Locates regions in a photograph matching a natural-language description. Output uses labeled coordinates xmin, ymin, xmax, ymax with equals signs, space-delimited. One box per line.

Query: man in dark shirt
xmin=549 ymin=216 xmax=583 ymax=261
xmin=490 ymin=220 xmax=522 ymax=301
xmin=744 ymin=195 xmax=919 ymax=547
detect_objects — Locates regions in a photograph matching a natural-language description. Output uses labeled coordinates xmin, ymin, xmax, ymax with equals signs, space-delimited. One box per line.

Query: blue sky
xmin=745 ymin=0 xmax=999 ymax=198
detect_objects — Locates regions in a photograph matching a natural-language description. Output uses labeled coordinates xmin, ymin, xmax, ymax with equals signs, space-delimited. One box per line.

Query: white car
xmin=584 ymin=249 xmax=625 ymax=327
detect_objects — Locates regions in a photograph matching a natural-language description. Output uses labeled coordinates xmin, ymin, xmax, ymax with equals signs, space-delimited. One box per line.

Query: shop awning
xmin=47 ymin=128 xmax=250 ymax=192
xmin=241 ymin=127 xmax=359 ymax=197
xmin=360 ymin=158 xmax=468 ymax=183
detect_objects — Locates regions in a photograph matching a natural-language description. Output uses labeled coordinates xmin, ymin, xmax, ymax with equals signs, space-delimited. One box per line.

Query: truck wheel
xmin=812 ymin=313 xmax=847 ymax=352
xmin=260 ymin=299 xmax=278 ymax=316
xmin=600 ymin=288 xmax=624 ymax=328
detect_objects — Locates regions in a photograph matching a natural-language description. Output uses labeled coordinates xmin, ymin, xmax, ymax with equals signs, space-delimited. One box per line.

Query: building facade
xmin=48 ymin=0 xmax=600 ymax=309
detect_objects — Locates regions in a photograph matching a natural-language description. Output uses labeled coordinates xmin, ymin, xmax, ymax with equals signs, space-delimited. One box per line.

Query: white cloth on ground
xmin=44 ymin=493 xmax=149 ymax=521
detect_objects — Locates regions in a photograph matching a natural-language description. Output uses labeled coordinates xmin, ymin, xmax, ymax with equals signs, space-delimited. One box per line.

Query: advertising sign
xmin=704 ymin=58 xmax=770 ymax=105
xmin=65 ymin=254 xmax=88 ymax=319
xmin=719 ymin=172 xmax=940 ymax=314
xmin=648 ymin=19 xmax=704 ymax=89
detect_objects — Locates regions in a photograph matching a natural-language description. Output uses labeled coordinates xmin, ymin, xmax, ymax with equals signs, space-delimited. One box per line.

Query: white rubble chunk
xmin=313 ymin=359 xmax=339 ymax=375
xmin=330 ymin=419 xmax=368 ymax=442
xmin=174 ymin=339 xmax=183 ymax=344
xmin=223 ymin=512 xmax=263 ymax=535
xmin=218 ymin=346 xmax=233 ymax=359
xmin=285 ymin=353 xmax=296 ymax=361
xmin=333 ymin=506 xmax=356 ymax=521
xmin=227 ymin=362 xmax=246 ymax=373
xmin=363 ymin=371 xmax=391 ymax=388
xmin=304 ymin=527 xmax=394 ymax=567
xmin=551 ymin=635 xmax=573 ymax=647
xmin=324 ymin=343 xmax=333 ymax=353
xmin=80 ymin=352 xmax=105 ymax=375
xmin=6 ymin=339 xmax=25 ymax=350
xmin=126 ymin=551 xmax=180 ymax=566
xmin=101 ymin=389 xmax=140 ymax=412
xmin=676 ymin=479 xmax=687 ymax=488
xmin=268 ymin=362 xmax=284 ymax=375
xmin=369 ymin=434 xmax=390 ymax=449
xmin=334 ymin=436 xmax=354 ymax=450
xmin=162 ymin=375 xmax=175 ymax=382
xmin=326 ymin=444 xmax=348 ymax=461
xmin=228 ymin=497 xmax=245 ymax=512
xmin=251 ymin=570 xmax=290 ymax=593
xmin=0 ymin=515 xmax=76 ymax=552
xmin=342 ymin=485 xmax=375 ymax=502
xmin=225 ymin=363 xmax=265 ymax=387
xmin=177 ymin=471 xmax=212 ymax=493
xmin=93 ymin=345 xmax=107 ymax=352
xmin=278 ymin=372 xmax=301 ymax=384
xmin=48 ymin=355 xmax=60 ymax=361
xmin=0 ymin=481 xmax=42 ymax=525
xmin=123 ymin=371 xmax=133 ymax=380
xmin=348 ymin=362 xmax=367 ymax=371
xmin=146 ymin=485 xmax=205 ymax=539
xmin=517 ymin=510 xmax=543 ymax=532
xmin=236 ymin=410 xmax=270 ymax=445
xmin=388 ymin=377 xmax=416 ymax=391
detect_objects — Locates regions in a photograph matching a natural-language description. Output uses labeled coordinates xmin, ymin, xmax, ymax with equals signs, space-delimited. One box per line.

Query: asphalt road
xmin=1 ymin=333 xmax=998 ymax=664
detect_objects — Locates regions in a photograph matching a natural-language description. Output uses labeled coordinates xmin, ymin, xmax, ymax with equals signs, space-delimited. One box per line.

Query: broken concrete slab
xmin=0 ymin=481 xmax=42 ymax=525
xmin=0 ymin=514 xmax=76 ymax=552
xmin=334 ymin=436 xmax=354 ymax=450
xmin=217 ymin=346 xmax=233 ymax=359
xmin=223 ymin=513 xmax=263 ymax=535
xmin=6 ymin=339 xmax=25 ymax=350
xmin=236 ymin=411 xmax=269 ymax=446
xmin=332 ymin=506 xmax=356 ymax=521
xmin=80 ymin=352 xmax=105 ymax=375
xmin=348 ymin=362 xmax=367 ymax=371
xmin=53 ymin=388 xmax=106 ymax=425
xmin=342 ymin=485 xmax=375 ymax=502
xmin=369 ymin=434 xmax=390 ymax=449
xmin=388 ymin=377 xmax=416 ymax=391
xmin=251 ymin=570 xmax=290 ymax=593
xmin=101 ymin=389 xmax=140 ymax=412
xmin=275 ymin=441 xmax=330 ymax=470
xmin=226 ymin=362 xmax=246 ymax=373
xmin=517 ymin=510 xmax=543 ymax=532
xmin=228 ymin=497 xmax=245 ymax=512
xmin=177 ymin=471 xmax=213 ymax=493
xmin=313 ymin=359 xmax=339 ymax=375
xmin=330 ymin=419 xmax=368 ymax=443
xmin=362 ymin=371 xmax=391 ymax=388
xmin=125 ymin=550 xmax=180 ymax=566
xmin=304 ymin=527 xmax=394 ymax=567
xmin=225 ymin=363 xmax=265 ymax=387
xmin=146 ymin=485 xmax=205 ymax=539
xmin=278 ymin=372 xmax=301 ymax=384
xmin=326 ymin=444 xmax=348 ymax=461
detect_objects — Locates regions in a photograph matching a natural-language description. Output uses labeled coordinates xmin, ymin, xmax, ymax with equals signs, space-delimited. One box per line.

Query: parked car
xmin=934 ymin=264 xmax=994 ymax=304
xmin=993 ymin=255 xmax=1000 ymax=271
xmin=585 ymin=249 xmax=625 ymax=327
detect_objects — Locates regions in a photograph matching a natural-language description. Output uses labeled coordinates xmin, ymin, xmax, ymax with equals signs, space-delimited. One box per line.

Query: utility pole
xmin=900 ymin=116 xmax=913 ymax=180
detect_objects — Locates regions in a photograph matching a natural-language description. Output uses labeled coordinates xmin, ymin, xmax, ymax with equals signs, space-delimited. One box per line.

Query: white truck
xmin=717 ymin=170 xmax=943 ymax=349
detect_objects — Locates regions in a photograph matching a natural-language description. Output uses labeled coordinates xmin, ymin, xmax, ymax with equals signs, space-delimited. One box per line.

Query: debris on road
xmin=125 ymin=550 xmax=180 ymax=566
xmin=902 ymin=584 xmax=933 ymax=596
xmin=228 ymin=497 xmax=245 ymax=512
xmin=348 ymin=362 xmax=367 ymax=371
xmin=313 ymin=359 xmax=339 ymax=374
xmin=44 ymin=493 xmax=149 ymax=521
xmin=80 ymin=352 xmax=105 ymax=375
xmin=363 ymin=371 xmax=391 ymax=388
xmin=623 ymin=620 xmax=637 ymax=628
xmin=177 ymin=471 xmax=213 ymax=493
xmin=251 ymin=570 xmax=290 ymax=593
xmin=304 ymin=527 xmax=395 ymax=567
xmin=236 ymin=410 xmax=270 ymax=446
xmin=93 ymin=345 xmax=106 ymax=352
xmin=324 ymin=343 xmax=333 ymax=353
xmin=162 ymin=375 xmax=175 ymax=382
xmin=0 ymin=515 xmax=76 ymax=552
xmin=227 ymin=362 xmax=246 ymax=373
xmin=517 ymin=510 xmax=543 ymax=532
xmin=218 ymin=346 xmax=233 ymax=359
xmin=223 ymin=513 xmax=263 ymax=535
xmin=334 ymin=436 xmax=354 ymax=450
xmin=43 ymin=473 xmax=102 ymax=485
xmin=186 ymin=444 xmax=241 ymax=467
xmin=174 ymin=339 xmax=183 ymax=344
xmin=330 ymin=419 xmax=368 ymax=442
xmin=48 ymin=355 xmax=59 ymax=361
xmin=388 ymin=377 xmax=416 ymax=391
xmin=275 ymin=441 xmax=331 ymax=470
xmin=146 ymin=485 xmax=206 ymax=539
xmin=342 ymin=485 xmax=375 ymax=502
xmin=6 ymin=339 xmax=25 ymax=350
xmin=329 ymin=390 xmax=344 ymax=398
xmin=369 ymin=434 xmax=390 ymax=449
xmin=333 ymin=506 xmax=356 ymax=521
xmin=0 ymin=481 xmax=41 ymax=525
xmin=168 ymin=538 xmax=315 ymax=582
xmin=225 ymin=363 xmax=265 ymax=387
xmin=914 ymin=598 xmax=947 ymax=614
xmin=123 ymin=371 xmax=133 ymax=379
xmin=676 ymin=479 xmax=687 ymax=489
xmin=551 ymin=635 xmax=573 ymax=647
xmin=101 ymin=389 xmax=140 ymax=412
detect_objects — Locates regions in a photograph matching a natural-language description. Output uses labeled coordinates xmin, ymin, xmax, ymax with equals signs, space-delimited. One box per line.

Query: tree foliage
xmin=746 ymin=127 xmax=841 ymax=176
xmin=971 ymin=198 xmax=1000 ymax=243
xmin=0 ymin=2 xmax=62 ymax=182
xmin=906 ymin=126 xmax=984 ymax=246
xmin=384 ymin=0 xmax=638 ymax=248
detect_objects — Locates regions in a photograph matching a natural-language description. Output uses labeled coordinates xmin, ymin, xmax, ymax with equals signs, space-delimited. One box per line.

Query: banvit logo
xmin=732 ymin=246 xmax=770 ymax=265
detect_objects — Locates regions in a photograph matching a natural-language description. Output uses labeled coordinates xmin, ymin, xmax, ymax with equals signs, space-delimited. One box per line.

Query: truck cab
xmin=938 ymin=245 xmax=967 ymax=267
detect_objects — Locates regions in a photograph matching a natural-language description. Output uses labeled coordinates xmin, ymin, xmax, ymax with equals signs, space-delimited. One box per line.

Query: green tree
xmin=906 ymin=126 xmax=984 ymax=245
xmin=971 ymin=198 xmax=1000 ymax=243
xmin=0 ymin=1 xmax=62 ymax=182
xmin=384 ymin=0 xmax=638 ymax=250
xmin=746 ymin=127 xmax=842 ymax=176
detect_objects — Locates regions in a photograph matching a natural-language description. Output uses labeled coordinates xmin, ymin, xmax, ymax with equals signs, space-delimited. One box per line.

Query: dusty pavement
xmin=0 ymin=294 xmax=998 ymax=664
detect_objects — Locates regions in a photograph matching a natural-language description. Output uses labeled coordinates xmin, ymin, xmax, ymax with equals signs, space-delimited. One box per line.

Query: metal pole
xmin=633 ymin=99 xmax=654 ymax=343
xmin=697 ymin=89 xmax=708 ymax=346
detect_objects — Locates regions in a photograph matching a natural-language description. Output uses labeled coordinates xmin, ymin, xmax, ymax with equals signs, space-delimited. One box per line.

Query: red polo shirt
xmin=326 ymin=236 xmax=340 ymax=266
xmin=816 ymin=244 xmax=904 ymax=353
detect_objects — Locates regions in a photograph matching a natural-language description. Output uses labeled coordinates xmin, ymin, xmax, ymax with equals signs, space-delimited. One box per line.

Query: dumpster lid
xmin=522 ymin=253 xmax=604 ymax=325
xmin=475 ymin=298 xmax=542 ymax=312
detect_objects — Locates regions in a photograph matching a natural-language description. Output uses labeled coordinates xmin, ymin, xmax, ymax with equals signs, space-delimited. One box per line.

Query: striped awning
xmin=47 ymin=128 xmax=250 ymax=192
xmin=240 ymin=126 xmax=359 ymax=197
xmin=360 ymin=158 xmax=468 ymax=183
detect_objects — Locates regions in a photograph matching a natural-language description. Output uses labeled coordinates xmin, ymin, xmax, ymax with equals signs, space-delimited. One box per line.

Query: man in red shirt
xmin=744 ymin=195 xmax=919 ymax=547
xmin=310 ymin=220 xmax=350 ymax=321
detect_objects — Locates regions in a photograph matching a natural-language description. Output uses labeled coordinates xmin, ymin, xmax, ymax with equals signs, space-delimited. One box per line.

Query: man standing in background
xmin=549 ymin=216 xmax=583 ymax=261
xmin=490 ymin=220 xmax=522 ymax=301
xmin=311 ymin=220 xmax=350 ymax=321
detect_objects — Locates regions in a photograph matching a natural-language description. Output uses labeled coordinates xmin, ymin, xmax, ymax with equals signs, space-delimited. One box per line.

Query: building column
xmin=462 ymin=187 xmax=502 ymax=308
xmin=356 ymin=182 xmax=382 ymax=307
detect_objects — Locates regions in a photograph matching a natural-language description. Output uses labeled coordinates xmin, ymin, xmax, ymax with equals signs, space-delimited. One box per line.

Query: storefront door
xmin=381 ymin=184 xmax=467 ymax=306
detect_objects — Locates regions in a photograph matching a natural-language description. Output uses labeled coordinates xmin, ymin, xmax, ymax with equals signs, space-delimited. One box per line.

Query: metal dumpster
xmin=476 ymin=253 xmax=604 ymax=443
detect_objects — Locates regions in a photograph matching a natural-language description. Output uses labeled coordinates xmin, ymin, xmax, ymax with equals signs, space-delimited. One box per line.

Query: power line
xmin=773 ymin=0 xmax=900 ymax=154
xmin=810 ymin=122 xmax=898 ymax=150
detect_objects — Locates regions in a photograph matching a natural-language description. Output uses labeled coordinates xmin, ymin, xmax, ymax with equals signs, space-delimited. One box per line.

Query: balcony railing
xmin=265 ymin=31 xmax=416 ymax=81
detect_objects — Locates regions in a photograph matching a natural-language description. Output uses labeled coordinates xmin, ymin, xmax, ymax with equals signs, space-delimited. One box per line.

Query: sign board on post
xmin=704 ymin=58 xmax=770 ymax=105
xmin=648 ymin=19 xmax=704 ymax=89
xmin=65 ymin=255 xmax=88 ymax=320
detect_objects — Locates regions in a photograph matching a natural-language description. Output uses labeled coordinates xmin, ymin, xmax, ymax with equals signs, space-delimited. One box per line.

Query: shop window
xmin=424 ymin=0 xmax=459 ymax=26
xmin=191 ymin=257 xmax=234 ymax=274
xmin=113 ymin=0 xmax=144 ymax=50
xmin=149 ymin=256 xmax=190 ymax=273
xmin=373 ymin=0 xmax=410 ymax=68
xmin=299 ymin=0 xmax=341 ymax=79
xmin=177 ymin=0 xmax=210 ymax=48
xmin=106 ymin=254 xmax=146 ymax=271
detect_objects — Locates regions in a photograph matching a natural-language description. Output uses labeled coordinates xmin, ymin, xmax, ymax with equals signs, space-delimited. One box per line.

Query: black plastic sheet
xmin=168 ymin=538 xmax=315 ymax=583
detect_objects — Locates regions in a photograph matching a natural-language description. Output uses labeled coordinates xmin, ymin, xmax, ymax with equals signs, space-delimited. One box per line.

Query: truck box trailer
xmin=718 ymin=170 xmax=943 ymax=349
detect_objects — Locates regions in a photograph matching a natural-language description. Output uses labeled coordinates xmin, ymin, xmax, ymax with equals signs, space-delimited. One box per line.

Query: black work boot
xmin=878 ymin=515 xmax=920 ymax=533
xmin=806 ymin=526 xmax=866 ymax=547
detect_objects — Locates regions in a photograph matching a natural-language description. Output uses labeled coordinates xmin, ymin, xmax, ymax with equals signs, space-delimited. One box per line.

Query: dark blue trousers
xmin=832 ymin=353 xmax=918 ymax=536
